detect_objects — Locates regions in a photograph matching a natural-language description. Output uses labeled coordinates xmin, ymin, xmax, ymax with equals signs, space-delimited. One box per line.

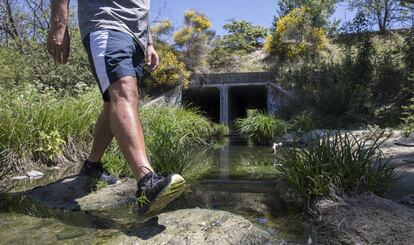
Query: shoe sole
xmin=146 ymin=174 xmax=186 ymax=215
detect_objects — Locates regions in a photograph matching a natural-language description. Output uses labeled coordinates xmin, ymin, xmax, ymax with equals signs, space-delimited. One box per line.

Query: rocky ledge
xmin=315 ymin=194 xmax=414 ymax=244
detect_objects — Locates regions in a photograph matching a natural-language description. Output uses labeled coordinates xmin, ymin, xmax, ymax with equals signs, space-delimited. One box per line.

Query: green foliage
xmin=0 ymin=83 xmax=100 ymax=160
xmin=35 ymin=130 xmax=66 ymax=161
xmin=349 ymin=0 xmax=407 ymax=33
xmin=143 ymin=41 xmax=190 ymax=90
xmin=174 ymin=10 xmax=214 ymax=71
xmin=104 ymin=105 xmax=222 ymax=181
xmin=221 ymin=20 xmax=268 ymax=52
xmin=0 ymin=84 xmax=222 ymax=181
xmin=265 ymin=7 xmax=328 ymax=60
xmin=276 ymin=131 xmax=398 ymax=205
xmin=277 ymin=0 xmax=338 ymax=29
xmin=0 ymin=30 xmax=94 ymax=92
xmin=235 ymin=110 xmax=288 ymax=145
xmin=290 ymin=112 xmax=313 ymax=135
xmin=150 ymin=20 xmax=173 ymax=39
xmin=141 ymin=106 xmax=219 ymax=181
xmin=401 ymin=97 xmax=414 ymax=137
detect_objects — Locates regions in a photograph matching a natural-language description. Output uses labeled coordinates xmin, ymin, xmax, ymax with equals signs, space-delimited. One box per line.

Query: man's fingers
xmin=152 ymin=53 xmax=159 ymax=70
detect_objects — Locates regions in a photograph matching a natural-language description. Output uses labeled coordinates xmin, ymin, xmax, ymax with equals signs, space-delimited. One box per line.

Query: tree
xmin=0 ymin=0 xmax=20 ymax=41
xmin=265 ymin=6 xmax=328 ymax=60
xmin=221 ymin=19 xmax=268 ymax=52
xmin=173 ymin=10 xmax=214 ymax=72
xmin=277 ymin=0 xmax=338 ymax=28
xmin=349 ymin=0 xmax=406 ymax=33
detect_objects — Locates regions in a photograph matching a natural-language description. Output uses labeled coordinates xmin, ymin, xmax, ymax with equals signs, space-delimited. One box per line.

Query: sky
xmin=150 ymin=0 xmax=355 ymax=36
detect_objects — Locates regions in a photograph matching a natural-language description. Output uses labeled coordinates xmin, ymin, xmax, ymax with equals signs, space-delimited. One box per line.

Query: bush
xmin=142 ymin=41 xmax=190 ymax=91
xmin=275 ymin=131 xmax=398 ymax=206
xmin=235 ymin=110 xmax=288 ymax=145
xmin=401 ymin=97 xmax=414 ymax=137
xmin=265 ymin=6 xmax=328 ymax=60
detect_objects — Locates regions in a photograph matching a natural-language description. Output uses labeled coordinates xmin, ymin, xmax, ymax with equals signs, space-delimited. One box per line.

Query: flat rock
xmin=118 ymin=209 xmax=279 ymax=245
xmin=314 ymin=194 xmax=414 ymax=244
xmin=12 ymin=176 xmax=280 ymax=244
xmin=0 ymin=208 xmax=279 ymax=245
xmin=24 ymin=175 xmax=137 ymax=211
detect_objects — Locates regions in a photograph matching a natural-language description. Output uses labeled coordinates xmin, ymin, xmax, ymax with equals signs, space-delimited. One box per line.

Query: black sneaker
xmin=79 ymin=160 xmax=119 ymax=185
xmin=136 ymin=171 xmax=186 ymax=215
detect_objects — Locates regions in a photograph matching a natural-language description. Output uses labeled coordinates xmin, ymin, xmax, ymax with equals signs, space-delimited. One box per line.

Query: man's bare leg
xmin=108 ymin=76 xmax=153 ymax=181
xmin=88 ymin=102 xmax=113 ymax=163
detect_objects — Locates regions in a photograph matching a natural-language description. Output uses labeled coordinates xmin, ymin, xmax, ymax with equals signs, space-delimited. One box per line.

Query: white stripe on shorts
xmin=89 ymin=30 xmax=110 ymax=94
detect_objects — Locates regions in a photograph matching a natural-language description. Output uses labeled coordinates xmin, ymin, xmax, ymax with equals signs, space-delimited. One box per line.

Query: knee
xmin=108 ymin=76 xmax=138 ymax=104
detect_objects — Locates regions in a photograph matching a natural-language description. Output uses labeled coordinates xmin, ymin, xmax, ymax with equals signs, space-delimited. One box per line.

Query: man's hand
xmin=146 ymin=44 xmax=159 ymax=72
xmin=47 ymin=27 xmax=70 ymax=64
xmin=47 ymin=0 xmax=70 ymax=64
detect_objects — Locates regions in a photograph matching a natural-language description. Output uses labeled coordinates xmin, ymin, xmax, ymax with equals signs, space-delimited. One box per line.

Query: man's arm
xmin=47 ymin=0 xmax=70 ymax=64
xmin=146 ymin=30 xmax=159 ymax=71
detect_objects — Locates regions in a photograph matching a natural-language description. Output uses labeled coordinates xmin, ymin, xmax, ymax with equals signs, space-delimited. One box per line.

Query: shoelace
xmin=137 ymin=166 xmax=161 ymax=207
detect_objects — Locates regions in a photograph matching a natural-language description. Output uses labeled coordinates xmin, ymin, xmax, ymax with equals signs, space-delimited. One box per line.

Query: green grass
xmin=235 ymin=110 xmax=288 ymax=145
xmin=0 ymin=83 xmax=99 ymax=168
xmin=237 ymin=156 xmax=278 ymax=179
xmin=275 ymin=131 xmax=398 ymax=206
xmin=0 ymin=84 xmax=222 ymax=181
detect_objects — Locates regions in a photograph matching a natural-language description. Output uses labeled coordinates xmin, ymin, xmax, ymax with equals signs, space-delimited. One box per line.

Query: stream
xmin=0 ymin=140 xmax=312 ymax=244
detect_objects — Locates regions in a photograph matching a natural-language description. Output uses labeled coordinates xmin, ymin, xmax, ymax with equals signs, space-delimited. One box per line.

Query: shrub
xmin=265 ymin=6 xmax=328 ymax=60
xmin=290 ymin=111 xmax=313 ymax=135
xmin=275 ymin=131 xmax=398 ymax=206
xmin=143 ymin=42 xmax=190 ymax=90
xmin=401 ymin=97 xmax=414 ymax=137
xmin=235 ymin=110 xmax=288 ymax=145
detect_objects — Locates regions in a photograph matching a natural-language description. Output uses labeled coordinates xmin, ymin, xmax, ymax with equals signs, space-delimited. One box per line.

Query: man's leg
xmin=88 ymin=102 xmax=113 ymax=163
xmin=107 ymin=76 xmax=153 ymax=181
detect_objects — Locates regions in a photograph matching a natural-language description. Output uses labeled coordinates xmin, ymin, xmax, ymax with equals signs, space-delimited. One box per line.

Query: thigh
xmin=83 ymin=30 xmax=138 ymax=102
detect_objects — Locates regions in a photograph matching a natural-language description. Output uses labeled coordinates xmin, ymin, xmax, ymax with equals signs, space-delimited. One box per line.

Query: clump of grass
xmin=0 ymin=83 xmax=100 ymax=168
xmin=289 ymin=111 xmax=313 ymax=135
xmin=275 ymin=131 xmax=398 ymax=206
xmin=235 ymin=110 xmax=288 ymax=145
xmin=140 ymin=105 xmax=217 ymax=181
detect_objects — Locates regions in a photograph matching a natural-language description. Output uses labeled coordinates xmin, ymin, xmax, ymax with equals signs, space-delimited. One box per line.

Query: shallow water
xmin=1 ymin=140 xmax=312 ymax=244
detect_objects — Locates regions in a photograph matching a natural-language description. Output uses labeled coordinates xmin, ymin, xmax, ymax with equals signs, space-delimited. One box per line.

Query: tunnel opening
xmin=228 ymin=85 xmax=268 ymax=124
xmin=184 ymin=87 xmax=221 ymax=123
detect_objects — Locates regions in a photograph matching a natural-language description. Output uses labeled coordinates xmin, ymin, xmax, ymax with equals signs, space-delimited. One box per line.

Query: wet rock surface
xmin=315 ymin=194 xmax=414 ymax=245
xmin=11 ymin=176 xmax=279 ymax=244
xmin=23 ymin=176 xmax=137 ymax=211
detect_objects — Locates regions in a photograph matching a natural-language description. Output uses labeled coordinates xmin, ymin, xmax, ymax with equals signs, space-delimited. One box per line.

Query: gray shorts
xmin=83 ymin=30 xmax=145 ymax=102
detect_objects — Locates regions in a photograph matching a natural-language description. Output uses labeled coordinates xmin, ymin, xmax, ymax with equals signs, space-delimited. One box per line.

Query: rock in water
xmin=26 ymin=170 xmax=45 ymax=178
xmin=11 ymin=176 xmax=29 ymax=180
